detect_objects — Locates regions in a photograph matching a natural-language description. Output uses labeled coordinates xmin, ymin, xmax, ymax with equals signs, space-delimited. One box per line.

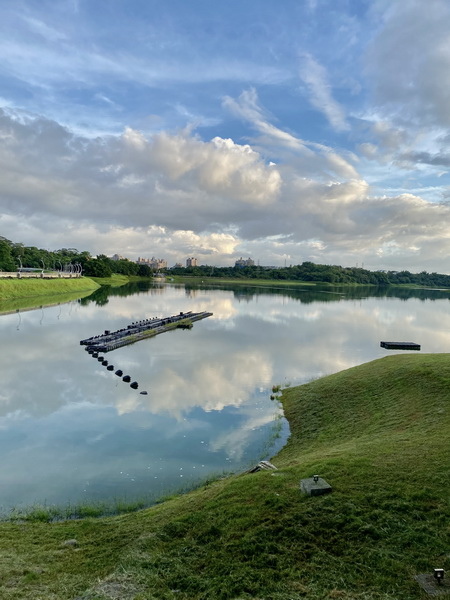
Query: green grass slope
xmin=89 ymin=273 xmax=131 ymax=287
xmin=0 ymin=277 xmax=99 ymax=300
xmin=0 ymin=278 xmax=100 ymax=314
xmin=0 ymin=355 xmax=448 ymax=599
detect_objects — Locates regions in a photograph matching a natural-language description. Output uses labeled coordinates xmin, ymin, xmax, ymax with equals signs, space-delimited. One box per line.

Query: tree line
xmin=1 ymin=236 xmax=449 ymax=287
xmin=170 ymin=261 xmax=450 ymax=287
xmin=0 ymin=237 xmax=153 ymax=278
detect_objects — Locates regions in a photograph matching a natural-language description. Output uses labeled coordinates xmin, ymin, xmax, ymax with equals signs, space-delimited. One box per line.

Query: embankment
xmin=0 ymin=277 xmax=99 ymax=300
xmin=0 ymin=277 xmax=100 ymax=314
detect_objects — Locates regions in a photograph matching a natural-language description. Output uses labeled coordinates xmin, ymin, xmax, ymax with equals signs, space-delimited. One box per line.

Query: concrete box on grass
xmin=300 ymin=477 xmax=332 ymax=497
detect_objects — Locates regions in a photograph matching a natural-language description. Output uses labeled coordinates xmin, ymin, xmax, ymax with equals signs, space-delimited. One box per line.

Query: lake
xmin=1 ymin=281 xmax=449 ymax=513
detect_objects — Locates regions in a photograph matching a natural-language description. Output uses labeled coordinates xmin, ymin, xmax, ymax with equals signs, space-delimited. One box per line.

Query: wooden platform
xmin=380 ymin=341 xmax=421 ymax=350
xmin=80 ymin=311 xmax=213 ymax=353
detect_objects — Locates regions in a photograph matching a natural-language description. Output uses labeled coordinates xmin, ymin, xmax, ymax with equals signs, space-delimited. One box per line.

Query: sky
xmin=1 ymin=0 xmax=450 ymax=271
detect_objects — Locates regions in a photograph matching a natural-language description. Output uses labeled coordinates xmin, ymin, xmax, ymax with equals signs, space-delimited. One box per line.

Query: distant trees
xmin=137 ymin=263 xmax=153 ymax=277
xmin=1 ymin=235 xmax=450 ymax=287
xmin=0 ymin=238 xmax=147 ymax=278
xmin=168 ymin=261 xmax=450 ymax=287
xmin=0 ymin=238 xmax=16 ymax=271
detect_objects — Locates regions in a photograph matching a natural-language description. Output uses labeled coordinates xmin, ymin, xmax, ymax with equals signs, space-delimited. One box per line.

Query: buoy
xmin=102 ymin=360 xmax=108 ymax=366
xmin=140 ymin=391 xmax=148 ymax=395
xmin=97 ymin=356 xmax=104 ymax=362
xmin=93 ymin=353 xmax=98 ymax=358
xmin=107 ymin=365 xmax=114 ymax=371
xmin=115 ymin=369 xmax=123 ymax=376
xmin=122 ymin=375 xmax=131 ymax=383
xmin=130 ymin=381 xmax=138 ymax=389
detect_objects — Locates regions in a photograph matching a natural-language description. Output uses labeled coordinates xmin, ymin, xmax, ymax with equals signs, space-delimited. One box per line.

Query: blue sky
xmin=1 ymin=0 xmax=450 ymax=270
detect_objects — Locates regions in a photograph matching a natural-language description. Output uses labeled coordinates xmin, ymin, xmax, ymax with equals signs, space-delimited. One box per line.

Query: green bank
xmin=0 ymin=354 xmax=448 ymax=599
xmin=0 ymin=277 xmax=100 ymax=314
xmin=169 ymin=275 xmax=320 ymax=287
xmin=0 ymin=277 xmax=99 ymax=300
xmin=0 ymin=274 xmax=151 ymax=313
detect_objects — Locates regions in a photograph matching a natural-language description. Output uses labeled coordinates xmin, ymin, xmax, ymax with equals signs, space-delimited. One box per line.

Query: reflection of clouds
xmin=2 ymin=285 xmax=450 ymax=507
xmin=370 ymin=306 xmax=416 ymax=327
xmin=302 ymin=309 xmax=322 ymax=322
xmin=0 ymin=409 xmax=28 ymax=430
xmin=137 ymin=350 xmax=273 ymax=416
xmin=209 ymin=409 xmax=281 ymax=461
xmin=84 ymin=287 xmax=237 ymax=324
xmin=3 ymin=288 xmax=450 ymax=422
xmin=115 ymin=392 xmax=144 ymax=416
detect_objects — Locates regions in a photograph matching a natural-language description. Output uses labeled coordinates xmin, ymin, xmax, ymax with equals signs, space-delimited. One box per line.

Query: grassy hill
xmin=0 ymin=277 xmax=100 ymax=314
xmin=0 ymin=277 xmax=99 ymax=300
xmin=0 ymin=354 xmax=448 ymax=599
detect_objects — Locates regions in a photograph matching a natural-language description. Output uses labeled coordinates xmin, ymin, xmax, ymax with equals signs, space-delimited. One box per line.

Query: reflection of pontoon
xmin=80 ymin=310 xmax=213 ymax=353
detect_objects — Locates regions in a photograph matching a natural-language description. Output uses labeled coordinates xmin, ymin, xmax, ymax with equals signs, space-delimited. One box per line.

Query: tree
xmin=137 ymin=263 xmax=152 ymax=277
xmin=0 ymin=239 xmax=16 ymax=271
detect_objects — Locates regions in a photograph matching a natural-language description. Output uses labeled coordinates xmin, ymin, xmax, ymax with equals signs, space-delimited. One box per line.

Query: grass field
xmin=0 ymin=354 xmax=448 ymax=599
xmin=89 ymin=273 xmax=132 ymax=287
xmin=169 ymin=275 xmax=321 ymax=288
xmin=0 ymin=277 xmax=99 ymax=301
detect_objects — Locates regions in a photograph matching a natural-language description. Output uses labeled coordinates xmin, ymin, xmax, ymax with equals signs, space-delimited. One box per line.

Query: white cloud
xmin=299 ymin=54 xmax=349 ymax=132
xmin=223 ymin=88 xmax=308 ymax=152
xmin=2 ymin=90 xmax=450 ymax=272
xmin=22 ymin=16 xmax=67 ymax=42
xmin=223 ymin=88 xmax=358 ymax=179
xmin=366 ymin=0 xmax=450 ymax=128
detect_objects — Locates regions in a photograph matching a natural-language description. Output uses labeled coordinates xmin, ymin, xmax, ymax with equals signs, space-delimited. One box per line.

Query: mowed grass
xmin=89 ymin=274 xmax=131 ymax=287
xmin=0 ymin=277 xmax=99 ymax=301
xmin=171 ymin=275 xmax=319 ymax=288
xmin=0 ymin=354 xmax=448 ymax=599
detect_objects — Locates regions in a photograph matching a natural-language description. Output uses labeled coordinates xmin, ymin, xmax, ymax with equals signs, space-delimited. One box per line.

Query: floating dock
xmin=80 ymin=311 xmax=213 ymax=353
xmin=380 ymin=341 xmax=421 ymax=350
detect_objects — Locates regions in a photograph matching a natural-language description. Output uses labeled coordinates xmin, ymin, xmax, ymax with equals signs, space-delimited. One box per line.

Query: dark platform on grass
xmin=300 ymin=477 xmax=332 ymax=497
xmin=380 ymin=341 xmax=421 ymax=350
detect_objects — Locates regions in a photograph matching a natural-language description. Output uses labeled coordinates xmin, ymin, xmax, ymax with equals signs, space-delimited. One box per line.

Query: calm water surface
xmin=1 ymin=282 xmax=449 ymax=511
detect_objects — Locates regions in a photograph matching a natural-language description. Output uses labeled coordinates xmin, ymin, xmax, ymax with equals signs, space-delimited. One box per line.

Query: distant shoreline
xmin=0 ymin=275 xmax=449 ymax=315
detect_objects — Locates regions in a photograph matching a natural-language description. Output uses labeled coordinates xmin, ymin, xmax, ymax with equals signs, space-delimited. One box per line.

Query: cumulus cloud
xmin=2 ymin=96 xmax=450 ymax=271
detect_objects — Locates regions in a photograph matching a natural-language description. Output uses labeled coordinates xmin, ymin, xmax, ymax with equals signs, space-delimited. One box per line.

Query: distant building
xmin=111 ymin=253 xmax=125 ymax=261
xmin=235 ymin=257 xmax=255 ymax=267
xmin=186 ymin=257 xmax=198 ymax=267
xmin=136 ymin=257 xmax=167 ymax=270
xmin=173 ymin=262 xmax=183 ymax=269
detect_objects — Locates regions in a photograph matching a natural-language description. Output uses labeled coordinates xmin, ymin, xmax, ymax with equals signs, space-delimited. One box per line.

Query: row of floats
xmin=81 ymin=311 xmax=213 ymax=393
xmin=86 ymin=348 xmax=147 ymax=393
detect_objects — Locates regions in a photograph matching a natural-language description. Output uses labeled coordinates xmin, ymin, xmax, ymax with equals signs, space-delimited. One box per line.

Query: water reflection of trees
xmin=185 ymin=283 xmax=450 ymax=304
xmin=80 ymin=281 xmax=165 ymax=306
xmin=80 ymin=281 xmax=450 ymax=308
